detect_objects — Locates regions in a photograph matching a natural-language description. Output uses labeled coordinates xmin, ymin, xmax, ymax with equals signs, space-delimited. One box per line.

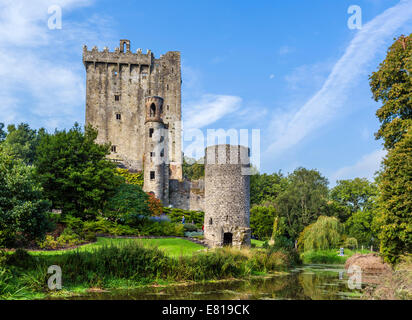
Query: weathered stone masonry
xmin=204 ymin=144 xmax=251 ymax=248
xmin=83 ymin=40 xmax=182 ymax=180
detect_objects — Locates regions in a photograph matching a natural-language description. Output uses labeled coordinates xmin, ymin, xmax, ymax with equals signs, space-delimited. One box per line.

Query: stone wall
xmin=169 ymin=179 xmax=205 ymax=211
xmin=204 ymin=144 xmax=251 ymax=248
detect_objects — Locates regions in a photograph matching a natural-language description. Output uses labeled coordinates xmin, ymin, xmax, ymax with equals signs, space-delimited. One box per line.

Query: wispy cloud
xmin=183 ymin=94 xmax=242 ymax=130
xmin=0 ymin=0 xmax=113 ymax=130
xmin=267 ymin=0 xmax=412 ymax=156
xmin=330 ymin=149 xmax=386 ymax=184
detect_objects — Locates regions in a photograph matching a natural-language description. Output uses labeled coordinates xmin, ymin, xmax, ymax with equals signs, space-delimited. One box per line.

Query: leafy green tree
xmin=330 ymin=178 xmax=378 ymax=222
xmin=0 ymin=123 xmax=5 ymax=142
xmin=250 ymin=205 xmax=277 ymax=240
xmin=35 ymin=123 xmax=123 ymax=219
xmin=2 ymin=123 xmax=43 ymax=165
xmin=104 ymin=184 xmax=151 ymax=225
xmin=274 ymin=168 xmax=329 ymax=241
xmin=377 ymin=129 xmax=412 ymax=263
xmin=0 ymin=147 xmax=52 ymax=247
xmin=182 ymin=156 xmax=205 ymax=181
xmin=370 ymin=34 xmax=412 ymax=150
xmin=300 ymin=216 xmax=343 ymax=252
xmin=370 ymin=34 xmax=412 ymax=263
xmin=345 ymin=210 xmax=380 ymax=247
xmin=250 ymin=172 xmax=287 ymax=206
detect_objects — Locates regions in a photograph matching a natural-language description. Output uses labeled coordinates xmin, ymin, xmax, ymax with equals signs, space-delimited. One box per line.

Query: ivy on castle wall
xmin=116 ymin=168 xmax=144 ymax=187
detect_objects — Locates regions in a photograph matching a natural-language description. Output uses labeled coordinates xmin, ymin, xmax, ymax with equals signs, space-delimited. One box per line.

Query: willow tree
xmin=300 ymin=216 xmax=343 ymax=252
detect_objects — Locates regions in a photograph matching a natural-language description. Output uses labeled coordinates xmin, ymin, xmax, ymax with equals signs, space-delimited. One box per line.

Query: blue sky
xmin=0 ymin=0 xmax=411 ymax=186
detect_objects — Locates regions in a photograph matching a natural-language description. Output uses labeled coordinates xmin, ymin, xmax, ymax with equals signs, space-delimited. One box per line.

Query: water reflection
xmin=65 ymin=265 xmax=364 ymax=300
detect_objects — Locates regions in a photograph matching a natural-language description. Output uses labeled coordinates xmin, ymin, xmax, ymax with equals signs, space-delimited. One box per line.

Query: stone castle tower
xmin=204 ymin=144 xmax=251 ymax=248
xmin=83 ymin=40 xmax=182 ymax=180
xmin=143 ymin=96 xmax=169 ymax=205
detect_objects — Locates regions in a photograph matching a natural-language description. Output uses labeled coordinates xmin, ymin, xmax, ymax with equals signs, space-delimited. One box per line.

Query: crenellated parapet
xmin=82 ymin=40 xmax=153 ymax=66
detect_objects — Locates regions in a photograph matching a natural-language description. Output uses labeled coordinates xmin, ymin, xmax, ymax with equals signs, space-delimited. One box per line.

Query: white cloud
xmin=0 ymin=0 xmax=111 ymax=130
xmin=284 ymin=61 xmax=332 ymax=92
xmin=331 ymin=149 xmax=386 ymax=184
xmin=267 ymin=0 xmax=412 ymax=156
xmin=183 ymin=94 xmax=242 ymax=130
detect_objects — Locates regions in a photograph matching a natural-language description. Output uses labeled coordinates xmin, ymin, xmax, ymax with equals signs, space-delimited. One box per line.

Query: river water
xmin=68 ymin=264 xmax=364 ymax=300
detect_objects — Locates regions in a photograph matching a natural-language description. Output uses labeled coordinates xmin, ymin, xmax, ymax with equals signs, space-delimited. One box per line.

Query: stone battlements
xmin=83 ymin=43 xmax=153 ymax=66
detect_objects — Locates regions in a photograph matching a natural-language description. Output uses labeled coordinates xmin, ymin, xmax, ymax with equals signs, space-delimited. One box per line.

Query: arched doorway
xmin=223 ymin=232 xmax=233 ymax=246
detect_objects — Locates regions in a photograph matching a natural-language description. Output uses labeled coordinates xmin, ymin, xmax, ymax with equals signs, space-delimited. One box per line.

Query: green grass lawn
xmin=301 ymin=248 xmax=374 ymax=264
xmin=29 ymin=237 xmax=205 ymax=258
xmin=251 ymin=239 xmax=264 ymax=247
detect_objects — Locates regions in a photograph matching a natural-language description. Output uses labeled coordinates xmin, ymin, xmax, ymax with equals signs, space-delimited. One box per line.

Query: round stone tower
xmin=143 ymin=96 xmax=169 ymax=205
xmin=204 ymin=144 xmax=251 ymax=248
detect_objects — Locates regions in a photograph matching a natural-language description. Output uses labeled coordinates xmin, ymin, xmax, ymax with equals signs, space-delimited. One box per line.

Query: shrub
xmin=185 ymin=231 xmax=204 ymax=238
xmin=139 ymin=220 xmax=184 ymax=237
xmin=115 ymin=168 xmax=144 ymax=187
xmin=162 ymin=207 xmax=204 ymax=229
xmin=37 ymin=232 xmax=85 ymax=249
xmin=250 ymin=205 xmax=276 ymax=240
xmin=183 ymin=223 xmax=198 ymax=232
xmin=147 ymin=193 xmax=163 ymax=216
xmin=271 ymin=235 xmax=294 ymax=250
xmin=104 ymin=184 xmax=152 ymax=225
xmin=0 ymin=149 xmax=52 ymax=247
xmin=6 ymin=249 xmax=36 ymax=269
xmin=300 ymin=250 xmax=347 ymax=264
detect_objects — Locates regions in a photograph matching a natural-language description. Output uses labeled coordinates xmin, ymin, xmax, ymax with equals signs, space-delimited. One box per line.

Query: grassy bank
xmin=1 ymin=238 xmax=297 ymax=300
xmin=301 ymin=248 xmax=373 ymax=264
xmin=29 ymin=237 xmax=205 ymax=258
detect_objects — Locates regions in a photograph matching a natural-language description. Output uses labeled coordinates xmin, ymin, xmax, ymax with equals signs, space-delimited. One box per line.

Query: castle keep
xmin=83 ymin=40 xmax=182 ymax=180
xmin=84 ymin=41 xmax=251 ymax=247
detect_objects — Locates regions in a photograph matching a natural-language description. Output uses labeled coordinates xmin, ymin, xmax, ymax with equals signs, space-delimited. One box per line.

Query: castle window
xmin=167 ymin=105 xmax=169 ymax=111
xmin=150 ymin=103 xmax=156 ymax=117
xmin=166 ymin=84 xmax=169 ymax=91
xmin=209 ymin=218 xmax=213 ymax=225
xmin=150 ymin=152 xmax=154 ymax=157
xmin=114 ymin=71 xmax=118 ymax=77
xmin=150 ymin=171 xmax=155 ymax=180
xmin=142 ymin=72 xmax=148 ymax=79
xmin=160 ymin=149 xmax=164 ymax=157
xmin=111 ymin=145 xmax=117 ymax=153
xmin=116 ymin=113 xmax=121 ymax=120
xmin=115 ymin=95 xmax=120 ymax=101
xmin=149 ymin=128 xmax=154 ymax=138
xmin=159 ymin=136 xmax=164 ymax=143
